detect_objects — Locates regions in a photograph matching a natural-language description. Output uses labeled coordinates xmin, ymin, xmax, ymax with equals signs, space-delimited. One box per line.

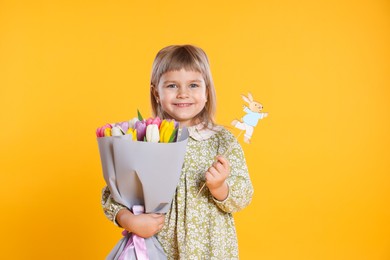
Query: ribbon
xmin=118 ymin=205 xmax=149 ymax=260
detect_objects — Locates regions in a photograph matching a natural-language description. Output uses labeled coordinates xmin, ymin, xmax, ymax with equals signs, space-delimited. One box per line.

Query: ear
xmin=248 ymin=92 xmax=254 ymax=102
xmin=151 ymin=85 xmax=159 ymax=102
xmin=241 ymin=94 xmax=250 ymax=104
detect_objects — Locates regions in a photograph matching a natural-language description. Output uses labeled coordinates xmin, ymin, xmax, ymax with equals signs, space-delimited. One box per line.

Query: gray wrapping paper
xmin=97 ymin=127 xmax=189 ymax=259
xmin=97 ymin=127 xmax=188 ymax=213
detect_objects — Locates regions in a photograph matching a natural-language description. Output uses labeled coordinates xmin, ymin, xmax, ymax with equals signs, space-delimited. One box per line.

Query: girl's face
xmin=154 ymin=69 xmax=208 ymax=127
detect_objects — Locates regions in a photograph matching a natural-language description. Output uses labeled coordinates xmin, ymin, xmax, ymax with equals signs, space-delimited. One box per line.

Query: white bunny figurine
xmin=231 ymin=93 xmax=268 ymax=143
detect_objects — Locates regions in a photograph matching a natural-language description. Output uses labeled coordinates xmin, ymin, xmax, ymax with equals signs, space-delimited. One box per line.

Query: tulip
xmin=117 ymin=121 xmax=129 ymax=133
xmin=111 ymin=126 xmax=124 ymax=136
xmin=169 ymin=128 xmax=178 ymax=142
xmin=145 ymin=116 xmax=162 ymax=128
xmin=159 ymin=120 xmax=176 ymax=143
xmin=128 ymin=117 xmax=139 ymax=129
xmin=126 ymin=128 xmax=138 ymax=141
xmin=134 ymin=120 xmax=147 ymax=141
xmin=145 ymin=118 xmax=153 ymax=126
xmin=97 ymin=123 xmax=112 ymax=137
xmin=104 ymin=127 xmax=112 ymax=137
xmin=154 ymin=117 xmax=162 ymax=128
xmin=146 ymin=124 xmax=159 ymax=143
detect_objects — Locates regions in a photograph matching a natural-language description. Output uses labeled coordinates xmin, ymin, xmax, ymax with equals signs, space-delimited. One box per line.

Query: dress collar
xmin=186 ymin=122 xmax=223 ymax=141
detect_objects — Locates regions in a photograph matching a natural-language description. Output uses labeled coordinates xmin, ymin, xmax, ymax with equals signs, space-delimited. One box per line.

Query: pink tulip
xmin=97 ymin=123 xmax=112 ymax=137
xmin=153 ymin=117 xmax=162 ymax=128
xmin=145 ymin=116 xmax=162 ymax=128
xmin=145 ymin=118 xmax=153 ymax=126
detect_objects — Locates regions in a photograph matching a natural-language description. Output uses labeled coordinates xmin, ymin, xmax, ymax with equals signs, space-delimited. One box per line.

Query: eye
xmin=189 ymin=84 xmax=199 ymax=88
xmin=166 ymin=84 xmax=177 ymax=88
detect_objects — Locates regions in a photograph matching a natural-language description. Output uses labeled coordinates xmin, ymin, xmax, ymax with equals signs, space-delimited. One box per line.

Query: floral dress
xmin=102 ymin=123 xmax=254 ymax=259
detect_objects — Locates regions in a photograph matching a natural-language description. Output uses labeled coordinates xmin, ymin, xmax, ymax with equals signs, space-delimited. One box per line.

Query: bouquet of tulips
xmin=96 ymin=111 xmax=189 ymax=260
xmin=96 ymin=112 xmax=178 ymax=143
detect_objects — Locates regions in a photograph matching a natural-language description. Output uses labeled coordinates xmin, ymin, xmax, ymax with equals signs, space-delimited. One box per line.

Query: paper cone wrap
xmin=97 ymin=128 xmax=188 ymax=213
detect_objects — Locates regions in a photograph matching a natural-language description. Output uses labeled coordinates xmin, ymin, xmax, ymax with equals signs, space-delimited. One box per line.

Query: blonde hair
xmin=150 ymin=45 xmax=216 ymax=126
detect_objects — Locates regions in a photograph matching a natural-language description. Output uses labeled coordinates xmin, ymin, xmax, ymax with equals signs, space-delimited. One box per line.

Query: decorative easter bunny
xmin=198 ymin=92 xmax=268 ymax=197
xmin=231 ymin=93 xmax=268 ymax=143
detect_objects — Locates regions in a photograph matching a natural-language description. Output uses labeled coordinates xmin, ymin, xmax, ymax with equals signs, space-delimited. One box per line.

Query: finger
xmin=214 ymin=162 xmax=227 ymax=174
xmin=216 ymin=155 xmax=229 ymax=167
xmin=151 ymin=214 xmax=165 ymax=223
xmin=156 ymin=215 xmax=165 ymax=223
xmin=212 ymin=161 xmax=218 ymax=168
xmin=158 ymin=221 xmax=164 ymax=227
xmin=216 ymin=156 xmax=230 ymax=171
xmin=205 ymin=171 xmax=216 ymax=182
xmin=208 ymin=167 xmax=219 ymax=178
xmin=156 ymin=224 xmax=164 ymax=234
xmin=215 ymin=161 xmax=230 ymax=176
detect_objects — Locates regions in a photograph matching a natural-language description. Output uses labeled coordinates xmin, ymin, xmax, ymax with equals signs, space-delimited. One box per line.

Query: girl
xmin=102 ymin=45 xmax=254 ymax=259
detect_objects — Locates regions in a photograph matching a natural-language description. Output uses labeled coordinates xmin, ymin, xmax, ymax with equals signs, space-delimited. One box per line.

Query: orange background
xmin=0 ymin=0 xmax=389 ymax=259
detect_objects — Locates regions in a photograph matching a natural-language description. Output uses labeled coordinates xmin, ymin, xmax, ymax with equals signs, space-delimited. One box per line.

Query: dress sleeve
xmin=212 ymin=129 xmax=254 ymax=213
xmin=101 ymin=186 xmax=127 ymax=227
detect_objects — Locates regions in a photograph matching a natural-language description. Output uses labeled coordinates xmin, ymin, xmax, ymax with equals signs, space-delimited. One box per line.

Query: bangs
xmin=151 ymin=46 xmax=208 ymax=86
xmin=161 ymin=47 xmax=203 ymax=72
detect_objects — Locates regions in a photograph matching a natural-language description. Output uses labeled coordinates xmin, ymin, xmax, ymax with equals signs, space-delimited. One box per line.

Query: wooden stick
xmin=196 ymin=130 xmax=244 ymax=198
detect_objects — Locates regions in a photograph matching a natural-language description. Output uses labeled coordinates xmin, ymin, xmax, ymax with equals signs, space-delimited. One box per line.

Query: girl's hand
xmin=116 ymin=209 xmax=165 ymax=238
xmin=205 ymin=155 xmax=230 ymax=201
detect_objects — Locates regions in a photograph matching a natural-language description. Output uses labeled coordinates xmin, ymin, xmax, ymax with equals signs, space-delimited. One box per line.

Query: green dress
xmin=102 ymin=123 xmax=254 ymax=259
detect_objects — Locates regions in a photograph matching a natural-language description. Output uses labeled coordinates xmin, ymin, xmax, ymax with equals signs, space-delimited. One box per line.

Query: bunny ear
xmin=248 ymin=92 xmax=254 ymax=102
xmin=241 ymin=94 xmax=250 ymax=103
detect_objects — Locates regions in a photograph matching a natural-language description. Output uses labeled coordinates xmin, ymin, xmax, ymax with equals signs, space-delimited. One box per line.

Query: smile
xmin=174 ymin=103 xmax=193 ymax=107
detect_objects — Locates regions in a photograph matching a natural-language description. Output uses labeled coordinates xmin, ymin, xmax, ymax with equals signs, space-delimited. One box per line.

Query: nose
xmin=177 ymin=86 xmax=189 ymax=98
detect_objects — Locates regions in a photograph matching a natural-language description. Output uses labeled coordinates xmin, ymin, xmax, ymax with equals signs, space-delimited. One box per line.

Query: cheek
xmin=196 ymin=94 xmax=207 ymax=105
xmin=200 ymin=93 xmax=207 ymax=102
xmin=157 ymin=89 xmax=172 ymax=101
xmin=200 ymin=88 xmax=208 ymax=101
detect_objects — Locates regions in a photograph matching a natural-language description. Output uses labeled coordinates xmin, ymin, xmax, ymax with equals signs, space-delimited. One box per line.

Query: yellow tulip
xmin=160 ymin=120 xmax=175 ymax=143
xmin=104 ymin=127 xmax=112 ymax=137
xmin=126 ymin=128 xmax=138 ymax=141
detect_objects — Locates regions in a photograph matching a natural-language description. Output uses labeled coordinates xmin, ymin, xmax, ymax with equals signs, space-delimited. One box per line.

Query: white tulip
xmin=146 ymin=124 xmax=159 ymax=143
xmin=128 ymin=117 xmax=139 ymax=129
xmin=111 ymin=126 xmax=123 ymax=136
